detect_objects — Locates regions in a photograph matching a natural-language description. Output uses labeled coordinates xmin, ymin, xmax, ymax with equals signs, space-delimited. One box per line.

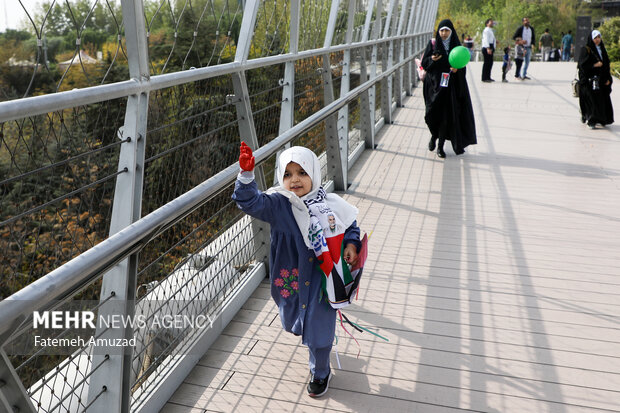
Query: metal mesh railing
xmin=143 ymin=75 xmax=239 ymax=213
xmin=246 ymin=65 xmax=286 ymax=145
xmin=2 ymin=1 xmax=126 ymax=101
xmin=0 ymin=100 xmax=126 ymax=299
xmin=0 ymin=0 xmax=437 ymax=411
xmin=145 ymin=0 xmax=244 ymax=73
xmin=250 ymin=0 xmax=291 ymax=58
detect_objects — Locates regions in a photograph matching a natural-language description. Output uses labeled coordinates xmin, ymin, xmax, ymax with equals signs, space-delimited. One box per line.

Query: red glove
xmin=239 ymin=141 xmax=255 ymax=171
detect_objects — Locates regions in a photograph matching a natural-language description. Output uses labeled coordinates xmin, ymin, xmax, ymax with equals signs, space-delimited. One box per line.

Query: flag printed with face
xmin=305 ymin=190 xmax=357 ymax=308
xmin=306 ymin=198 xmax=367 ymax=308
xmin=272 ymin=146 xmax=364 ymax=309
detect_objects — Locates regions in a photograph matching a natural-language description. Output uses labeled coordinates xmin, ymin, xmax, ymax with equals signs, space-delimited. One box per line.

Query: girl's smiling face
xmin=283 ymin=161 xmax=312 ymax=197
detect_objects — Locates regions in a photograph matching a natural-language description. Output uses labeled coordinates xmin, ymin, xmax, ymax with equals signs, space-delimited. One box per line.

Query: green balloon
xmin=449 ymin=46 xmax=470 ymax=69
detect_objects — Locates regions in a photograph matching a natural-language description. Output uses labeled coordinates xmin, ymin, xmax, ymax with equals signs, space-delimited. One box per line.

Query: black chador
xmin=577 ymin=30 xmax=614 ymax=128
xmin=421 ymin=19 xmax=476 ymax=157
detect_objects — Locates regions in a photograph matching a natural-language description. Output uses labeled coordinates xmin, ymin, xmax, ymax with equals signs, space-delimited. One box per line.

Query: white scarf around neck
xmin=266 ymin=146 xmax=358 ymax=249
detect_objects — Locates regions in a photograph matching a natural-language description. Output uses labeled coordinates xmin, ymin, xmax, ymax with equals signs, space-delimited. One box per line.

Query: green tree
xmin=599 ymin=16 xmax=620 ymax=62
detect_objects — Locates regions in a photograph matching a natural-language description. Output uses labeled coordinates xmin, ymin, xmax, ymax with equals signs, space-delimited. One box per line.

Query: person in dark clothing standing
xmin=463 ymin=34 xmax=474 ymax=60
xmin=578 ymin=30 xmax=614 ymax=129
xmin=421 ymin=19 xmax=477 ymax=158
xmin=513 ymin=17 xmax=535 ymax=79
xmin=481 ymin=18 xmax=496 ymax=82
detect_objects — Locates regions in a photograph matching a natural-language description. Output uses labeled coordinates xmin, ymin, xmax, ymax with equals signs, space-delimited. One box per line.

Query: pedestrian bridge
xmin=161 ymin=62 xmax=620 ymax=413
xmin=1 ymin=0 xmax=620 ymax=411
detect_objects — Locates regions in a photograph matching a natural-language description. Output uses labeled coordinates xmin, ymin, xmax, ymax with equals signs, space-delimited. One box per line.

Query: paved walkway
xmin=161 ymin=62 xmax=620 ymax=412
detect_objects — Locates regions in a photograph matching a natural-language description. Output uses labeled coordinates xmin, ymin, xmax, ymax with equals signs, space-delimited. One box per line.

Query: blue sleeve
xmin=344 ymin=220 xmax=362 ymax=252
xmin=231 ymin=179 xmax=281 ymax=224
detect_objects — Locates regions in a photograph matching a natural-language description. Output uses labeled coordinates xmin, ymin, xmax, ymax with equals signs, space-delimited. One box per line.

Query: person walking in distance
xmin=513 ymin=17 xmax=535 ymax=79
xmin=577 ymin=30 xmax=614 ymax=129
xmin=421 ymin=19 xmax=477 ymax=158
xmin=539 ymin=28 xmax=554 ymax=61
xmin=562 ymin=30 xmax=574 ymax=61
xmin=481 ymin=18 xmax=496 ymax=82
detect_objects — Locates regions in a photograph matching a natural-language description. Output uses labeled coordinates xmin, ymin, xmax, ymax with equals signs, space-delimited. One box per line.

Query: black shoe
xmin=437 ymin=147 xmax=446 ymax=158
xmin=481 ymin=79 xmax=491 ymax=83
xmin=588 ymin=123 xmax=596 ymax=129
xmin=522 ymin=76 xmax=531 ymax=80
xmin=307 ymin=371 xmax=332 ymax=397
xmin=489 ymin=79 xmax=496 ymax=82
xmin=428 ymin=137 xmax=437 ymax=151
xmin=455 ymin=148 xmax=465 ymax=155
xmin=581 ymin=116 xmax=586 ymax=124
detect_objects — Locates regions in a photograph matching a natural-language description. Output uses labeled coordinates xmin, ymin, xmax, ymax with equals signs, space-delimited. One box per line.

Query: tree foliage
xmin=599 ymin=16 xmax=620 ymax=62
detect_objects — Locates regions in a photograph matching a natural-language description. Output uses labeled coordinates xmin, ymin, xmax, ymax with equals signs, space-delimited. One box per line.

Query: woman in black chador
xmin=578 ymin=30 xmax=614 ymax=129
xmin=422 ymin=19 xmax=476 ymax=158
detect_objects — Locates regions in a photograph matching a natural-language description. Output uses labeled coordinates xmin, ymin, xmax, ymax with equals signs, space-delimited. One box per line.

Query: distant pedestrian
xmin=464 ymin=34 xmax=474 ymax=60
xmin=539 ymin=28 xmax=554 ymax=61
xmin=513 ymin=17 xmax=535 ymax=79
xmin=514 ymin=37 xmax=525 ymax=80
xmin=562 ymin=30 xmax=574 ymax=61
xmin=481 ymin=18 xmax=496 ymax=82
xmin=502 ymin=47 xmax=512 ymax=82
xmin=577 ymin=30 xmax=614 ymax=129
xmin=421 ymin=19 xmax=477 ymax=158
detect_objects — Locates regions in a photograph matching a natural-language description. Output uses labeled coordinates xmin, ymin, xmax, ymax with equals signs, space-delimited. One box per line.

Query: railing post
xmin=369 ymin=0 xmax=383 ymax=132
xmin=425 ymin=0 xmax=436 ymax=37
xmin=335 ymin=0 xmax=357 ymax=170
xmin=234 ymin=0 xmax=265 ymax=192
xmin=359 ymin=0 xmax=377 ymax=149
xmin=394 ymin=0 xmax=409 ymax=106
xmin=233 ymin=0 xmax=269 ymax=264
xmin=413 ymin=0 xmax=426 ymax=61
xmin=0 ymin=350 xmax=37 ymax=413
xmin=277 ymin=0 xmax=300 ymax=172
xmin=380 ymin=0 xmax=396 ymax=124
xmin=87 ymin=0 xmax=150 ymax=411
xmin=405 ymin=0 xmax=419 ymax=92
xmin=322 ymin=0 xmax=346 ymax=190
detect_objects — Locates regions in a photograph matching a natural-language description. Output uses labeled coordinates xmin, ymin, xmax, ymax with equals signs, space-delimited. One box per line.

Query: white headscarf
xmin=275 ymin=146 xmax=321 ymax=201
xmin=439 ymin=26 xmax=452 ymax=52
xmin=267 ymin=146 xmax=358 ymax=248
xmin=591 ymin=30 xmax=603 ymax=59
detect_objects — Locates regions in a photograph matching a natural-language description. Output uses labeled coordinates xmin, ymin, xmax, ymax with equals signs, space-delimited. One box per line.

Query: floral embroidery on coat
xmin=275 ymin=268 xmax=299 ymax=298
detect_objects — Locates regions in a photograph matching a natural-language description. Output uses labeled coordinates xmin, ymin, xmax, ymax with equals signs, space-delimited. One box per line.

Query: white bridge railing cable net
xmin=0 ymin=0 xmax=438 ymax=411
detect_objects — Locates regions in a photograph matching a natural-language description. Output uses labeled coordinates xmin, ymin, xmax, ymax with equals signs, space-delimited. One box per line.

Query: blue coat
xmin=233 ymin=179 xmax=361 ymax=349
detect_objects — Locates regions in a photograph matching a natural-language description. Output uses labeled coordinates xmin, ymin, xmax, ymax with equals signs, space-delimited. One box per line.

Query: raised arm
xmin=232 ymin=142 xmax=280 ymax=224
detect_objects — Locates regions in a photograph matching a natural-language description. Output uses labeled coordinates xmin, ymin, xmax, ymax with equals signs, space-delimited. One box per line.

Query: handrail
xmin=0 ymin=48 xmax=422 ymax=340
xmin=0 ymin=32 xmax=432 ymax=124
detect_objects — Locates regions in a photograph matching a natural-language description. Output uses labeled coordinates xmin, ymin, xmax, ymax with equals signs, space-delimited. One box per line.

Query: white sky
xmin=1 ymin=0 xmax=43 ymax=32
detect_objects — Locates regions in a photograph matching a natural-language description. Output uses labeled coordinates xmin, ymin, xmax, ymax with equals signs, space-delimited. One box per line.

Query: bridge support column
xmin=87 ymin=0 xmax=150 ymax=411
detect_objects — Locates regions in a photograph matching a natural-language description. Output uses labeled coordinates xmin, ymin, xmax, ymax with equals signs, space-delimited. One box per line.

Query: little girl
xmin=502 ymin=46 xmax=512 ymax=82
xmin=232 ymin=143 xmax=362 ymax=397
